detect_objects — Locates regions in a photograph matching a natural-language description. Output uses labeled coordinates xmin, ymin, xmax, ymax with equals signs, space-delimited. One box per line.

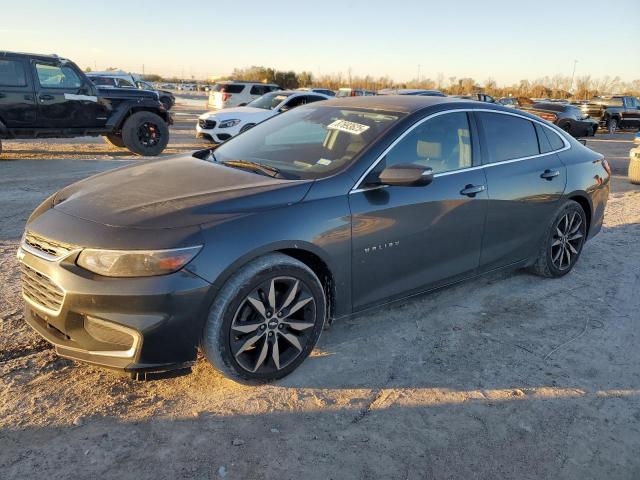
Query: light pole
xmin=569 ymin=59 xmax=578 ymax=93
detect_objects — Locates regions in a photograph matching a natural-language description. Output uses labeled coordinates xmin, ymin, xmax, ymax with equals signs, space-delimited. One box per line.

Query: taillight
xmin=350 ymin=90 xmax=356 ymax=96
xmin=537 ymin=112 xmax=558 ymax=122
xmin=222 ymin=93 xmax=231 ymax=101
xmin=601 ymin=158 xmax=612 ymax=176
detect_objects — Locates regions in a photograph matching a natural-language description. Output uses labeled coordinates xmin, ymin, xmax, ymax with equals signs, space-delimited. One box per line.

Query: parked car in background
xmin=177 ymin=84 xmax=196 ymax=91
xmin=197 ymin=90 xmax=329 ymax=143
xmin=335 ymin=88 xmax=376 ymax=97
xmin=453 ymin=93 xmax=496 ymax=103
xmin=378 ymin=88 xmax=445 ymax=97
xmin=0 ymin=51 xmax=172 ymax=156
xmin=207 ymin=81 xmax=281 ymax=110
xmin=519 ymin=102 xmax=598 ymax=137
xmin=17 ymin=96 xmax=610 ymax=381
xmin=296 ymin=87 xmax=335 ymax=97
xmin=498 ymin=97 xmax=519 ymax=107
xmin=579 ymin=95 xmax=640 ymax=133
xmin=87 ymin=72 xmax=175 ymax=110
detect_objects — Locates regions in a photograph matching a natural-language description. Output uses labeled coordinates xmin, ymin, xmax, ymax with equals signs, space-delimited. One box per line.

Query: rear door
xmin=475 ymin=111 xmax=567 ymax=271
xmin=32 ymin=60 xmax=103 ymax=128
xmin=623 ymin=97 xmax=640 ymax=127
xmin=0 ymin=56 xmax=36 ymax=127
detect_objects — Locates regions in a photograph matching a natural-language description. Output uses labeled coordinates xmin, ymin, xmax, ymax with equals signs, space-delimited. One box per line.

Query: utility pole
xmin=569 ymin=59 xmax=578 ymax=92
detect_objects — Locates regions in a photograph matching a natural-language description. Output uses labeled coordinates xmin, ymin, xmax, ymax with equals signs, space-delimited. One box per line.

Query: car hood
xmin=52 ymin=155 xmax=313 ymax=229
xmin=201 ymin=107 xmax=275 ymax=120
xmin=97 ymin=87 xmax=158 ymax=100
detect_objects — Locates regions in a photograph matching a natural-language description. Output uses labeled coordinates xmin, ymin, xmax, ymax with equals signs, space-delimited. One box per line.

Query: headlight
xmin=219 ymin=119 xmax=241 ymax=128
xmin=77 ymin=246 xmax=202 ymax=277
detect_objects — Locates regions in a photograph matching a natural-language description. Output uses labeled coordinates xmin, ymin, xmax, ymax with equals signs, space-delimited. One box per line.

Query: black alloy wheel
xmin=550 ymin=210 xmax=585 ymax=272
xmin=230 ymin=276 xmax=316 ymax=374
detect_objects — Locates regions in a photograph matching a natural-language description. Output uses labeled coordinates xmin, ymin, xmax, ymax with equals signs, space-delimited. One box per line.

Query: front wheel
xmin=121 ymin=111 xmax=170 ymax=156
xmin=201 ymin=253 xmax=326 ymax=383
xmin=607 ymin=117 xmax=618 ymax=134
xmin=528 ymin=200 xmax=587 ymax=278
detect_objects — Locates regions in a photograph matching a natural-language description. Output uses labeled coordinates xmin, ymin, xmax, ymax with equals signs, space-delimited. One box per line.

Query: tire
xmin=559 ymin=122 xmax=572 ymax=134
xmin=591 ymin=125 xmax=598 ymax=136
xmin=528 ymin=200 xmax=587 ymax=278
xmin=629 ymin=156 xmax=640 ymax=185
xmin=103 ymin=134 xmax=126 ymax=148
xmin=201 ymin=253 xmax=326 ymax=383
xmin=607 ymin=117 xmax=618 ymax=134
xmin=0 ymin=139 xmax=2 ymax=157
xmin=239 ymin=123 xmax=255 ymax=133
xmin=121 ymin=111 xmax=170 ymax=156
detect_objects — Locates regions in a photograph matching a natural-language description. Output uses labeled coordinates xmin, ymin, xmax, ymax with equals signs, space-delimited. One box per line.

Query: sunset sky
xmin=1 ymin=0 xmax=638 ymax=84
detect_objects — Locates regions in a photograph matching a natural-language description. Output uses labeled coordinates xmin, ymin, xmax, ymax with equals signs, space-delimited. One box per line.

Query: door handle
xmin=39 ymin=94 xmax=54 ymax=101
xmin=540 ymin=169 xmax=560 ymax=180
xmin=460 ymin=184 xmax=486 ymax=197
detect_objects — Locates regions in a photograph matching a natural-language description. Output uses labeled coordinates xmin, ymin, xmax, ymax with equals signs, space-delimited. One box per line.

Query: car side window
xmin=250 ymin=85 xmax=265 ymax=95
xmin=543 ymin=126 xmax=565 ymax=151
xmin=0 ymin=59 xmax=27 ymax=87
xmin=306 ymin=95 xmax=326 ymax=104
xmin=35 ymin=63 xmax=82 ymax=89
xmin=117 ymin=79 xmax=134 ymax=88
xmin=385 ymin=112 xmax=472 ymax=174
xmin=283 ymin=96 xmax=308 ymax=109
xmin=535 ymin=123 xmax=553 ymax=153
xmin=478 ymin=112 xmax=539 ymax=163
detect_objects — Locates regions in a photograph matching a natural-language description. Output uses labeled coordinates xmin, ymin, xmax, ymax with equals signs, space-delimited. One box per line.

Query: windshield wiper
xmin=220 ymin=159 xmax=282 ymax=178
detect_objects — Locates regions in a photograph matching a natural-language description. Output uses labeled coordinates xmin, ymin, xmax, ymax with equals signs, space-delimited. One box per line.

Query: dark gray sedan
xmin=18 ymin=96 xmax=610 ymax=382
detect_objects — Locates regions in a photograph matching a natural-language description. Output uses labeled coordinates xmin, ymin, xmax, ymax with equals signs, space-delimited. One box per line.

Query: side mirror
xmin=578 ymin=138 xmax=587 ymax=146
xmin=378 ymin=164 xmax=434 ymax=187
xmin=279 ymin=105 xmax=290 ymax=113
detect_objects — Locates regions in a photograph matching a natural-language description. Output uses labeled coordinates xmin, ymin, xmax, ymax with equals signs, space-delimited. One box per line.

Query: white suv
xmin=207 ymin=81 xmax=280 ymax=110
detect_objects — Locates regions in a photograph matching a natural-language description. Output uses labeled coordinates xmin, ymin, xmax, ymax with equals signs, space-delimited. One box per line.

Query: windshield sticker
xmin=316 ymin=158 xmax=332 ymax=166
xmin=327 ymin=119 xmax=370 ymax=135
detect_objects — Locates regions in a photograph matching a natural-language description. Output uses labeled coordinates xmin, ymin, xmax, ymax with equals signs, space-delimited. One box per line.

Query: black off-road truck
xmin=0 ymin=51 xmax=172 ymax=156
xmin=579 ymin=95 xmax=640 ymax=134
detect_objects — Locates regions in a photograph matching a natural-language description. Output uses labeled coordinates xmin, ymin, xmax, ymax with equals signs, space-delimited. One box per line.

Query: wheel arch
xmin=566 ymin=191 xmax=593 ymax=238
xmin=204 ymin=240 xmax=339 ymax=321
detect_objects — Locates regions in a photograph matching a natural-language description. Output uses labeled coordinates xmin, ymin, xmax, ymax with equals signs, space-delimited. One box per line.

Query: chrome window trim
xmin=350 ymin=107 xmax=571 ymax=193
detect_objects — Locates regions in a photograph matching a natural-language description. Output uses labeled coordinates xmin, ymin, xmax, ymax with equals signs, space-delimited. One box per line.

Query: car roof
xmin=218 ymin=80 xmax=279 ymax=86
xmin=320 ymin=95 xmax=498 ymax=114
xmin=0 ymin=51 xmax=69 ymax=62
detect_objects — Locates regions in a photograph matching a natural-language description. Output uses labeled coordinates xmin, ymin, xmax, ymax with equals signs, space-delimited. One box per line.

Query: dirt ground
xmin=1 ymin=96 xmax=639 ymax=480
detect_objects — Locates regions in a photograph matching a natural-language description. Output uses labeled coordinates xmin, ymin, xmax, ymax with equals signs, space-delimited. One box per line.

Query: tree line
xmin=135 ymin=65 xmax=639 ymax=100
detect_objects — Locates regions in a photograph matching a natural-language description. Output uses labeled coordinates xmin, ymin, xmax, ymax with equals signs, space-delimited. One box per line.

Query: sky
xmin=1 ymin=0 xmax=638 ymax=85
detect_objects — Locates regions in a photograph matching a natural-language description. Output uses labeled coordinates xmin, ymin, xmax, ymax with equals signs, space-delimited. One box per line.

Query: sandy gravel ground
xmin=1 ymin=98 xmax=639 ymax=479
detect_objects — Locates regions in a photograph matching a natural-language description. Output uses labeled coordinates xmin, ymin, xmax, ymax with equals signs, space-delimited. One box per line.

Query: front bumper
xmin=195 ymin=122 xmax=238 ymax=143
xmin=17 ymin=242 xmax=211 ymax=375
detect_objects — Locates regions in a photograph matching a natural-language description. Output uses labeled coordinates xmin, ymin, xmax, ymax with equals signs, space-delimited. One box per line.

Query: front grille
xmin=24 ymin=232 xmax=74 ymax=259
xmin=21 ymin=264 xmax=65 ymax=314
xmin=199 ymin=119 xmax=216 ymax=129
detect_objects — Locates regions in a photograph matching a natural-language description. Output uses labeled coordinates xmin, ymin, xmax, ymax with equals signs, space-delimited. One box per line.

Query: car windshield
xmin=213 ymin=105 xmax=404 ymax=180
xmin=246 ymin=92 xmax=293 ymax=110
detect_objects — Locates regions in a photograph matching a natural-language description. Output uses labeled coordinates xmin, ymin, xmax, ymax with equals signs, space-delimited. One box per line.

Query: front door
xmin=32 ymin=60 xmax=105 ymax=128
xmin=0 ymin=57 xmax=36 ymax=127
xmin=349 ymin=111 xmax=488 ymax=310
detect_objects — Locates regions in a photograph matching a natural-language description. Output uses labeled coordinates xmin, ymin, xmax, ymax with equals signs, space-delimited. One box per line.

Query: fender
xmin=190 ymin=238 xmax=349 ymax=321
xmin=106 ymin=99 xmax=172 ymax=130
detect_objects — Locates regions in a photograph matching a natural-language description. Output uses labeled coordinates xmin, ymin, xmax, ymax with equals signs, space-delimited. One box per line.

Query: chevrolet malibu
xmin=18 ymin=96 xmax=610 ymax=382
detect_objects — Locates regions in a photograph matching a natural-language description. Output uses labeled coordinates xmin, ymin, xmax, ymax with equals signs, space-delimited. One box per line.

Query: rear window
xmin=0 ymin=59 xmax=27 ymax=87
xmin=213 ymin=83 xmax=245 ymax=94
xmin=543 ymin=127 xmax=565 ymax=151
xmin=89 ymin=76 xmax=116 ymax=87
xmin=479 ymin=112 xmax=539 ymax=163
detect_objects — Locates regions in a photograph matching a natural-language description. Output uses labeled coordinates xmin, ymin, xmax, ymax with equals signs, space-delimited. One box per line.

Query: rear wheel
xmin=607 ymin=117 xmax=618 ymax=134
xmin=121 ymin=111 xmax=169 ymax=156
xmin=529 ymin=200 xmax=587 ymax=278
xmin=104 ymin=134 xmax=125 ymax=148
xmin=201 ymin=253 xmax=326 ymax=383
